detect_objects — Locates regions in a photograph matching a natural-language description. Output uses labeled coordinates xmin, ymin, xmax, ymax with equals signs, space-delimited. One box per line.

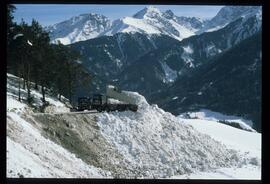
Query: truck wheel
xmin=97 ymin=107 xmax=102 ymax=112
xmin=105 ymin=106 xmax=110 ymax=112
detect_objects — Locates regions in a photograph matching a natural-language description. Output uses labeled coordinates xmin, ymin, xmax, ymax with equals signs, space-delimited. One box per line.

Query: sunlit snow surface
xmin=174 ymin=110 xmax=261 ymax=179
xmin=97 ymin=92 xmax=261 ymax=179
xmin=7 ymin=73 xmax=69 ymax=113
xmin=172 ymin=119 xmax=261 ymax=179
xmin=104 ymin=12 xmax=195 ymax=42
xmin=179 ymin=109 xmax=255 ymax=132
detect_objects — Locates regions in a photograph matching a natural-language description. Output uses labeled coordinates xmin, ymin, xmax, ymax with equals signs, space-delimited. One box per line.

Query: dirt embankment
xmin=24 ymin=112 xmax=133 ymax=177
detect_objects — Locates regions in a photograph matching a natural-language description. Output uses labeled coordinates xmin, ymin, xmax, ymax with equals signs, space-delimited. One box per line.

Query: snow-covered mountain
xmin=45 ymin=13 xmax=111 ymax=45
xmin=47 ymin=6 xmax=207 ymax=44
xmin=197 ymin=6 xmax=262 ymax=34
xmin=103 ymin=6 xmax=203 ymax=41
xmin=46 ymin=6 xmax=261 ymax=45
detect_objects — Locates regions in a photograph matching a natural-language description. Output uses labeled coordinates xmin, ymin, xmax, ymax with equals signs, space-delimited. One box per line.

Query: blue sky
xmin=13 ymin=4 xmax=224 ymax=27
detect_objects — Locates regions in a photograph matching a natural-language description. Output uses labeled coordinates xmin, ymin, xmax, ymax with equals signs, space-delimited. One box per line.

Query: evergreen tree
xmin=7 ymin=4 xmax=16 ymax=47
xmin=7 ymin=6 xmax=92 ymax=106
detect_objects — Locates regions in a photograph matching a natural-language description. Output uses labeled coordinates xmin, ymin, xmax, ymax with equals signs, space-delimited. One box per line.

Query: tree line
xmin=7 ymin=5 xmax=91 ymax=107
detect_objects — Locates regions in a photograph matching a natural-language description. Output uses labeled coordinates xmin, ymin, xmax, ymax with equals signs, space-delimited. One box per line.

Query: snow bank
xmin=122 ymin=91 xmax=149 ymax=107
xmin=179 ymin=109 xmax=255 ymax=132
xmin=7 ymin=112 xmax=111 ymax=178
xmin=96 ymin=92 xmax=257 ymax=178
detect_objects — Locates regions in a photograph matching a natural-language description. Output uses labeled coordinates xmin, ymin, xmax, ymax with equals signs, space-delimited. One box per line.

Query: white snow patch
xmin=160 ymin=62 xmax=177 ymax=83
xmin=182 ymin=45 xmax=193 ymax=54
xmin=7 ymin=95 xmax=26 ymax=113
xmin=181 ymin=45 xmax=194 ymax=67
xmin=205 ymin=23 xmax=228 ymax=33
xmin=179 ymin=109 xmax=255 ymax=132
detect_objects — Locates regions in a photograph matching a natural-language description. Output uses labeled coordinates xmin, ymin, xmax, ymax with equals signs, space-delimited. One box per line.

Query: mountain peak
xmin=163 ymin=10 xmax=174 ymax=19
xmin=46 ymin=12 xmax=111 ymax=45
xmin=211 ymin=6 xmax=261 ymax=25
xmin=133 ymin=6 xmax=162 ymax=19
xmin=195 ymin=5 xmax=261 ymax=34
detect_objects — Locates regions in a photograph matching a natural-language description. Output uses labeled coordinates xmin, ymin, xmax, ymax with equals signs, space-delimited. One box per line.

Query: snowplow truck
xmin=77 ymin=85 xmax=138 ymax=112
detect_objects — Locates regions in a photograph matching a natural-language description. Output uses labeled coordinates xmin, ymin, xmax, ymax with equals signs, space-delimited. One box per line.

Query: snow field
xmin=181 ymin=118 xmax=261 ymax=160
xmin=179 ymin=109 xmax=256 ymax=132
xmin=96 ymin=92 xmax=257 ymax=178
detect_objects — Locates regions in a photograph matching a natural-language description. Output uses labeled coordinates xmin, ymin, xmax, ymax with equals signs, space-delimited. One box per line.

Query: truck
xmin=77 ymin=85 xmax=138 ymax=112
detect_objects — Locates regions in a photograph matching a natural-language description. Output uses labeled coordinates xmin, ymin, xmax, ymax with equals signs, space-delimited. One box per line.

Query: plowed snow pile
xmin=97 ymin=91 xmax=258 ymax=178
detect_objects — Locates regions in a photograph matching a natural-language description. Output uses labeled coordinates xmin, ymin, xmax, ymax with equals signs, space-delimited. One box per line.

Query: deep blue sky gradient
xmin=13 ymin=4 xmax=224 ymax=27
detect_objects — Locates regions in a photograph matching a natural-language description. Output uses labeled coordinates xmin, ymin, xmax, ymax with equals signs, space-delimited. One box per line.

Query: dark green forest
xmin=7 ymin=5 xmax=91 ymax=107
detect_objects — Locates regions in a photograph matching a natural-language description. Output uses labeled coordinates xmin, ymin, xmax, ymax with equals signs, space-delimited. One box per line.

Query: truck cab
xmin=77 ymin=85 xmax=138 ymax=112
xmin=77 ymin=97 xmax=91 ymax=111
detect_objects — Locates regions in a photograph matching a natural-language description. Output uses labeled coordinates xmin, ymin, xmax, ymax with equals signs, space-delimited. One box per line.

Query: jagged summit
xmin=163 ymin=9 xmax=174 ymax=19
xmin=46 ymin=6 xmax=261 ymax=45
xmin=133 ymin=6 xmax=162 ymax=19
xmin=103 ymin=6 xmax=199 ymax=41
xmin=46 ymin=13 xmax=111 ymax=45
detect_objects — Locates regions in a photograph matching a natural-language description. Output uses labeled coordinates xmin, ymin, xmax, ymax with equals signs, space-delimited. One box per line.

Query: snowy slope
xmin=179 ymin=109 xmax=256 ymax=132
xmin=103 ymin=6 xmax=198 ymax=41
xmin=7 ymin=73 xmax=70 ymax=113
xmin=6 ymin=73 xmax=111 ymax=178
xmin=6 ymin=73 xmax=261 ymax=179
xmin=172 ymin=117 xmax=261 ymax=179
xmin=96 ymin=91 xmax=261 ymax=178
xmin=7 ymin=112 xmax=111 ymax=178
